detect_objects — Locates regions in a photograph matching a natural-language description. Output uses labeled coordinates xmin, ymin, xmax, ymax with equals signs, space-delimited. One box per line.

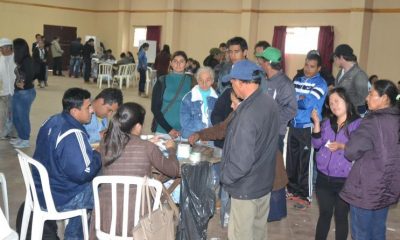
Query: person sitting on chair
xmin=32 ymin=88 xmax=102 ymax=239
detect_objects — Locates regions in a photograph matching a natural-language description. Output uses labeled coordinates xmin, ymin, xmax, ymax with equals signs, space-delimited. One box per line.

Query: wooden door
xmin=43 ymin=25 xmax=77 ymax=70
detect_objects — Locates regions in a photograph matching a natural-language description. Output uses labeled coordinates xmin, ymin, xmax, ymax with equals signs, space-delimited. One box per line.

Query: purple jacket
xmin=340 ymin=107 xmax=400 ymax=210
xmin=312 ymin=117 xmax=361 ymax=178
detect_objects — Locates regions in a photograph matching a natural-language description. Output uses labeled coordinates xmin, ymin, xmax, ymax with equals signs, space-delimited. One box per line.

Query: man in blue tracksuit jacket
xmin=33 ymin=88 xmax=102 ymax=239
xmin=286 ymin=52 xmax=328 ymax=209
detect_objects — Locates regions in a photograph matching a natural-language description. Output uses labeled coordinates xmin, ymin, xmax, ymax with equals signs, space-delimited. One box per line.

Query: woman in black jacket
xmin=11 ymin=38 xmax=36 ymax=148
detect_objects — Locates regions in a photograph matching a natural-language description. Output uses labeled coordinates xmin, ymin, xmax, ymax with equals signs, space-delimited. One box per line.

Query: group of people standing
xmin=148 ymin=36 xmax=400 ymax=240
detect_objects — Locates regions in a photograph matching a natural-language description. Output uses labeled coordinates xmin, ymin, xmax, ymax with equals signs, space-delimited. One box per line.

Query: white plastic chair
xmin=97 ymin=63 xmax=113 ymax=88
xmin=0 ymin=207 xmax=18 ymax=240
xmin=124 ymin=63 xmax=136 ymax=88
xmin=113 ymin=64 xmax=128 ymax=89
xmin=92 ymin=176 xmax=163 ymax=240
xmin=0 ymin=172 xmax=9 ymax=223
xmin=16 ymin=149 xmax=89 ymax=240
xmin=145 ymin=67 xmax=157 ymax=96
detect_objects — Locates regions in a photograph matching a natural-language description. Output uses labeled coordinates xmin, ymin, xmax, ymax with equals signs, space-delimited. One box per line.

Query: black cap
xmin=334 ymin=44 xmax=354 ymax=58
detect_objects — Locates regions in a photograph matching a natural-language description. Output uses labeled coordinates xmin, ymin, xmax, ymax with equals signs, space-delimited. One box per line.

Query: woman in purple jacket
xmin=340 ymin=80 xmax=400 ymax=240
xmin=311 ymin=87 xmax=361 ymax=240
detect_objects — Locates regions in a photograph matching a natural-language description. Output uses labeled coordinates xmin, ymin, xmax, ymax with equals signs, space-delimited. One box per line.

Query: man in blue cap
xmin=220 ymin=59 xmax=279 ymax=240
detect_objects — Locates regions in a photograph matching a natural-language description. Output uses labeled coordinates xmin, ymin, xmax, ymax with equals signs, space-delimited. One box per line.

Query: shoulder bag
xmin=132 ymin=177 xmax=175 ymax=240
xmin=151 ymin=74 xmax=187 ymax=132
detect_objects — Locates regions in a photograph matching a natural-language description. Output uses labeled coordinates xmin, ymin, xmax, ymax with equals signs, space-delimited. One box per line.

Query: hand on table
xmin=165 ymin=140 xmax=176 ymax=150
xmin=188 ymin=133 xmax=200 ymax=145
xmin=168 ymin=129 xmax=180 ymax=139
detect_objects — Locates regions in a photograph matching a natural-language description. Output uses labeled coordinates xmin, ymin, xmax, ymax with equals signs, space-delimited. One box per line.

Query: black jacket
xmin=82 ymin=43 xmax=94 ymax=60
xmin=221 ymin=88 xmax=279 ymax=199
xmin=70 ymin=40 xmax=83 ymax=56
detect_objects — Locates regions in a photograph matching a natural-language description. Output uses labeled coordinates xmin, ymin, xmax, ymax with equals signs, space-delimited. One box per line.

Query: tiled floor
xmin=0 ymin=75 xmax=399 ymax=239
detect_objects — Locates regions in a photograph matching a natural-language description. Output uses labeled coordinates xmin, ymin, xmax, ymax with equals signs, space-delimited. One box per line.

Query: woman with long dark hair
xmin=11 ymin=38 xmax=36 ymax=148
xmin=137 ymin=42 xmax=149 ymax=96
xmin=340 ymin=80 xmax=400 ymax=239
xmin=311 ymin=87 xmax=361 ymax=240
xmin=89 ymin=102 xmax=179 ymax=238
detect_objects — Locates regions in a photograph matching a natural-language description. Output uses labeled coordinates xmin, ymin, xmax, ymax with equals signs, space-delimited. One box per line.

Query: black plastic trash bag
xmin=176 ymin=161 xmax=216 ymax=240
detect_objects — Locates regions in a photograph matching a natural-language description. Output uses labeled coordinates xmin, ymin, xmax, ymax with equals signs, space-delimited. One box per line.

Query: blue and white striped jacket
xmin=291 ymin=73 xmax=328 ymax=128
xmin=33 ymin=112 xmax=102 ymax=207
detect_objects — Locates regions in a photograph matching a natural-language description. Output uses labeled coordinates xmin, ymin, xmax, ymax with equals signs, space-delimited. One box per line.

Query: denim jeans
xmin=350 ymin=205 xmax=389 ymax=240
xmin=69 ymin=56 xmax=81 ymax=77
xmin=12 ymin=89 xmax=36 ymax=140
xmin=83 ymin=59 xmax=91 ymax=82
xmin=57 ymin=183 xmax=94 ymax=240
xmin=138 ymin=68 xmax=146 ymax=93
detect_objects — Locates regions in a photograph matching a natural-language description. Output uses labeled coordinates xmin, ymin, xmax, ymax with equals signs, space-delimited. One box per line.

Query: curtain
xmin=317 ymin=26 xmax=334 ymax=74
xmin=146 ymin=26 xmax=161 ymax=53
xmin=272 ymin=26 xmax=287 ymax=73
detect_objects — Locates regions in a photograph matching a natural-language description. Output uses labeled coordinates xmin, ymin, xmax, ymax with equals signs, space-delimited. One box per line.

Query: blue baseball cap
xmin=222 ymin=60 xmax=263 ymax=83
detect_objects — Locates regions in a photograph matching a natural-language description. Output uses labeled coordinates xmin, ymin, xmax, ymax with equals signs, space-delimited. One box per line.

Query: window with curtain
xmin=133 ymin=27 xmax=147 ymax=47
xmin=285 ymin=27 xmax=320 ymax=54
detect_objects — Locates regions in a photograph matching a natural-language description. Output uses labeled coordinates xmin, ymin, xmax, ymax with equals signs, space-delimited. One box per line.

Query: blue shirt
xmin=84 ymin=114 xmax=108 ymax=144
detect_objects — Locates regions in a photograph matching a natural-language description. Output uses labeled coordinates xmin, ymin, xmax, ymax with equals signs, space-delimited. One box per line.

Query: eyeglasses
xmin=172 ymin=60 xmax=186 ymax=65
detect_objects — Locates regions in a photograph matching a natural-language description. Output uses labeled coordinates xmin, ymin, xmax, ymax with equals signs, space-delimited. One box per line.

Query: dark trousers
xmin=36 ymin=62 xmax=47 ymax=82
xmin=52 ymin=57 xmax=62 ymax=75
xmin=286 ymin=127 xmax=312 ymax=200
xmin=83 ymin=58 xmax=91 ymax=82
xmin=138 ymin=68 xmax=146 ymax=93
xmin=315 ymin=173 xmax=349 ymax=240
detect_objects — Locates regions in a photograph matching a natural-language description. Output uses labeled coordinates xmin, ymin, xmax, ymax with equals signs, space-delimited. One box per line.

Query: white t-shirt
xmin=0 ymin=53 xmax=16 ymax=96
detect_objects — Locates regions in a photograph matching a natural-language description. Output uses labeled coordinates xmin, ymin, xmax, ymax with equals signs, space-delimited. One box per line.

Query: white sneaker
xmin=9 ymin=138 xmax=21 ymax=145
xmin=14 ymin=140 xmax=30 ymax=149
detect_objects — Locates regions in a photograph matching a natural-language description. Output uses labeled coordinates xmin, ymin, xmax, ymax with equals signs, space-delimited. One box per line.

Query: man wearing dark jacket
xmin=333 ymin=44 xmax=369 ymax=115
xmin=220 ymin=60 xmax=279 ymax=240
xmin=33 ymin=88 xmax=102 ymax=239
xmin=82 ymin=38 xmax=95 ymax=83
xmin=69 ymin=37 xmax=83 ymax=78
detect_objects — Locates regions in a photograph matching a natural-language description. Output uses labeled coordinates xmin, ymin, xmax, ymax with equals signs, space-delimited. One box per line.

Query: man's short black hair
xmin=62 ymin=88 xmax=91 ymax=112
xmin=95 ymin=88 xmax=123 ymax=106
xmin=307 ymin=53 xmax=322 ymax=67
xmin=254 ymin=41 xmax=271 ymax=51
xmin=227 ymin=36 xmax=248 ymax=51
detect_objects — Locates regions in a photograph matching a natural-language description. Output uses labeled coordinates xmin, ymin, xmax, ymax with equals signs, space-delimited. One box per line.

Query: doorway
xmin=43 ymin=25 xmax=77 ymax=70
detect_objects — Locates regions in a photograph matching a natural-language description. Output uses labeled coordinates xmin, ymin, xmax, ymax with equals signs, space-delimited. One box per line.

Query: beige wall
xmin=0 ymin=1 xmax=96 ymax=44
xmin=0 ymin=0 xmax=399 ymax=82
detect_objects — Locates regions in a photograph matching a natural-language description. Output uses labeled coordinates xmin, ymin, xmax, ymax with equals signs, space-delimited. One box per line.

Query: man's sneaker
xmin=293 ymin=199 xmax=310 ymax=210
xmin=13 ymin=140 xmax=30 ymax=149
xmin=0 ymin=135 xmax=10 ymax=140
xmin=9 ymin=137 xmax=21 ymax=145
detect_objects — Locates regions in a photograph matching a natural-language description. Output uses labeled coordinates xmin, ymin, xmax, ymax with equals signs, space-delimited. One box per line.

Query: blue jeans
xmin=69 ymin=56 xmax=81 ymax=77
xmin=138 ymin=68 xmax=146 ymax=93
xmin=12 ymin=89 xmax=36 ymax=140
xmin=350 ymin=205 xmax=389 ymax=240
xmin=57 ymin=184 xmax=94 ymax=240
